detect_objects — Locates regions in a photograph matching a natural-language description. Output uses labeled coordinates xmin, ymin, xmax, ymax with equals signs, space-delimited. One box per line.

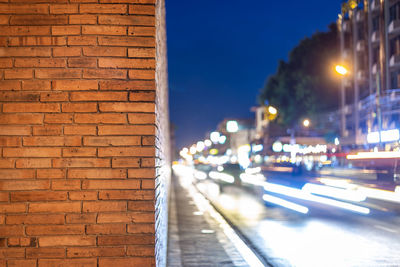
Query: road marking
xmin=374 ymin=224 xmax=398 ymax=233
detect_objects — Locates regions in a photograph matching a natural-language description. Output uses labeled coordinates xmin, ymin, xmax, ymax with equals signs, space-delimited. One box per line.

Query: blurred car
xmin=193 ymin=163 xmax=212 ymax=181
xmin=209 ymin=163 xmax=243 ymax=191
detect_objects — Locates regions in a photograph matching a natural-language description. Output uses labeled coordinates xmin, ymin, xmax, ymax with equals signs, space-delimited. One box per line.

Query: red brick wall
xmin=0 ymin=0 xmax=165 ymax=266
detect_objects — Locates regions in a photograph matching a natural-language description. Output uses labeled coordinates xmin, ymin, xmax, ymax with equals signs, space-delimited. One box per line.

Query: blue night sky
xmin=166 ymin=0 xmax=340 ymax=149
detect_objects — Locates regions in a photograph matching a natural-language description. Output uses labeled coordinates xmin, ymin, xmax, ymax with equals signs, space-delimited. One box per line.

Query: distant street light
xmin=268 ymin=106 xmax=277 ymax=115
xmin=303 ymin=119 xmax=310 ymax=127
xmin=210 ymin=131 xmax=220 ymax=143
xmin=334 ymin=64 xmax=348 ymax=138
xmin=226 ymin=120 xmax=239 ymax=133
xmin=335 ymin=65 xmax=348 ymax=76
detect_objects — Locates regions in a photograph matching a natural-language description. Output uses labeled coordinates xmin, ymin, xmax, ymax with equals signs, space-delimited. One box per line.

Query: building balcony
xmin=371 ymin=0 xmax=380 ymax=12
xmin=388 ymin=20 xmax=400 ymax=34
xmin=371 ymin=31 xmax=379 ymax=43
xmin=357 ymin=70 xmax=366 ymax=81
xmin=389 ymin=54 xmax=400 ymax=67
xmin=356 ymin=40 xmax=365 ymax=52
xmin=342 ymin=20 xmax=350 ymax=32
xmin=342 ymin=48 xmax=351 ymax=59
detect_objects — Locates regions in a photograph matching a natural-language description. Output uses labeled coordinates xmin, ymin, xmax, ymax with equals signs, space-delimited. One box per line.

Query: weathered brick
xmin=98 ymin=125 xmax=155 ymax=135
xmin=53 ymin=158 xmax=109 ymax=168
xmin=0 ymin=47 xmax=51 ymax=57
xmin=7 ymin=259 xmax=36 ymax=267
xmin=128 ymin=47 xmax=155 ymax=58
xmin=97 ymin=234 xmax=154 ymax=245
xmin=129 ymin=91 xmax=155 ymax=101
xmin=22 ymin=80 xmax=50 ymax=91
xmin=10 ymin=15 xmax=68 ymax=25
xmin=26 ymin=225 xmax=85 ymax=235
xmin=69 ymin=14 xmax=97 ymax=25
xmin=142 ymin=136 xmax=155 ymax=145
xmin=82 ymin=180 xmax=140 ymax=190
xmin=99 ymin=15 xmax=154 ymax=26
xmin=83 ymin=69 xmax=127 ymax=79
xmin=15 ymin=58 xmax=65 ymax=68
xmin=0 ymin=81 xmax=21 ymax=91
xmin=3 ymin=103 xmax=59 ymax=113
xmin=83 ymin=47 xmax=126 ymax=57
xmin=99 ymin=102 xmax=154 ymax=112
xmin=127 ymin=245 xmax=154 ymax=256
xmin=99 ymin=190 xmax=154 ymax=200
xmin=9 ymin=36 xmax=66 ymax=47
xmin=52 ymin=26 xmax=81 ymax=35
xmin=3 ymin=148 xmax=61 ymax=157
xmin=0 ymin=114 xmax=43 ymax=125
xmin=84 ymin=136 xmax=140 ymax=146
xmin=38 ymin=259 xmax=97 ymax=267
xmin=76 ymin=114 xmax=127 ymax=124
xmin=80 ymin=4 xmax=127 ymax=14
xmin=67 ymin=36 xmax=96 ymax=46
xmin=35 ymin=69 xmax=81 ymax=79
xmin=0 ymin=169 xmax=34 ymax=179
xmin=53 ymin=80 xmax=97 ymax=90
xmin=7 ymin=237 xmax=36 ymax=248
xmin=141 ymin=158 xmax=155 ymax=167
xmin=128 ymin=168 xmax=155 ymax=178
xmin=83 ymin=201 xmax=126 ymax=212
xmin=62 ymin=103 xmax=97 ymax=112
xmin=0 ymin=180 xmax=50 ymax=191
xmin=68 ymin=57 xmax=97 ymax=68
xmin=0 ymin=4 xmax=48 ymax=14
xmin=23 ymin=136 xmax=80 ymax=147
xmin=99 ymin=58 xmax=155 ymax=68
xmin=29 ymin=202 xmax=81 ymax=213
xmin=37 ymin=169 xmax=66 ymax=179
xmin=0 ymin=159 xmax=14 ymax=168
xmin=0 ymin=26 xmax=50 ymax=36
xmin=128 ymin=26 xmax=155 ymax=37
xmin=83 ymin=25 xmax=127 ymax=35
xmin=51 ymin=180 xmax=81 ymax=190
xmin=0 ymin=91 xmax=40 ymax=101
xmin=64 ymin=125 xmax=96 ymax=135
xmin=68 ymin=191 xmax=97 ymax=201
xmin=67 ymin=247 xmax=125 ymax=258
xmin=71 ymin=92 xmax=127 ymax=102
xmin=128 ymin=200 xmax=154 ymax=211
xmin=0 ymin=248 xmax=24 ymax=259
xmin=6 ymin=214 xmax=64 ymax=225
xmin=66 ymin=213 xmax=96 ymax=224
xmin=50 ymin=4 xmax=79 ymax=14
xmin=98 ymin=147 xmax=155 ymax=157
xmin=0 ymin=203 xmax=26 ymax=213
xmin=39 ymin=236 xmax=96 ymax=247
xmin=11 ymin=192 xmax=67 ymax=202
xmin=129 ymin=4 xmax=155 ymax=15
xmin=128 ymin=113 xmax=155 ymax=124
xmin=4 ymin=69 xmax=33 ymax=79
xmin=68 ymin=168 xmax=126 ymax=179
xmin=99 ymin=80 xmax=155 ymax=90
xmin=52 ymin=47 xmax=81 ymax=57
xmin=26 ymin=248 xmax=65 ymax=259
xmin=98 ymin=36 xmax=154 ymax=47
xmin=62 ymin=147 xmax=97 ymax=157
xmin=15 ymin=159 xmax=52 ymax=168
xmin=44 ymin=114 xmax=73 ymax=124
xmin=33 ymin=125 xmax=62 ymax=136
xmin=86 ymin=224 xmax=126 ymax=235
xmin=99 ymin=258 xmax=155 ymax=267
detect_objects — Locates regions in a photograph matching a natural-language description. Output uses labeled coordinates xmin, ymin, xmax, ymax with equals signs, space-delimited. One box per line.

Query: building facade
xmin=338 ymin=0 xmax=400 ymax=146
xmin=0 ymin=0 xmax=170 ymax=266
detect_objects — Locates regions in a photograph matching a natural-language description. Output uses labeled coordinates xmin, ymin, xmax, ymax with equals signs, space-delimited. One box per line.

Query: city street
xmin=175 ymin=165 xmax=400 ymax=267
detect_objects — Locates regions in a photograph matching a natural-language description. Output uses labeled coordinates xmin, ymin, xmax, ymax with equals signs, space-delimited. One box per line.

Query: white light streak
xmin=263 ymin=194 xmax=309 ymax=214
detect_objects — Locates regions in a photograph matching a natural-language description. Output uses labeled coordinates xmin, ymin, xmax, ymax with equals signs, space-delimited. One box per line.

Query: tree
xmin=259 ymin=23 xmax=340 ymax=129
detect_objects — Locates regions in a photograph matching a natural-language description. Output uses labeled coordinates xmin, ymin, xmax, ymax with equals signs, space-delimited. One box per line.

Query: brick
xmin=0 ymin=47 xmax=51 ymax=57
xmin=62 ymin=147 xmax=96 ymax=157
xmin=0 ymin=248 xmax=24 ymax=259
xmin=50 ymin=4 xmax=79 ymax=14
xmin=101 ymin=0 xmax=155 ymax=2
xmin=26 ymin=225 xmax=84 ymax=235
xmin=99 ymin=15 xmax=154 ymax=26
xmin=98 ymin=125 xmax=155 ymax=135
xmin=52 ymin=25 xmax=81 ymax=35
xmin=127 ymin=245 xmax=154 ymax=256
xmin=53 ymin=158 xmax=109 ymax=168
xmin=9 ymin=36 xmax=66 ymax=47
xmin=0 ymin=37 xmax=6 ymax=46
xmin=26 ymin=248 xmax=65 ymax=259
xmin=98 ymin=36 xmax=153 ymax=47
xmin=83 ymin=47 xmax=126 ymax=57
xmin=71 ymin=92 xmax=127 ymax=102
xmin=44 ymin=114 xmax=73 ymax=124
xmin=33 ymin=125 xmax=62 ymax=136
xmin=0 ymin=26 xmax=50 ymax=36
xmin=99 ymin=80 xmax=155 ymax=90
xmin=38 ymin=259 xmax=97 ymax=267
xmin=80 ymin=4 xmax=127 ymax=14
xmin=0 ymin=114 xmax=43 ymax=125
xmin=7 ymin=237 xmax=36 ymax=247
xmin=128 ymin=200 xmax=154 ymax=212
xmin=67 ymin=247 xmax=125 ymax=258
xmin=53 ymin=80 xmax=97 ymax=90
xmin=98 ymin=147 xmax=155 ymax=157
xmin=53 ymin=47 xmax=81 ymax=57
xmin=129 ymin=4 xmax=155 ymax=15
xmin=0 ymin=180 xmax=50 ymax=191
xmin=99 ymin=58 xmax=155 ymax=69
xmin=7 ymin=259 xmax=36 ymax=267
xmin=0 ymin=91 xmax=40 ymax=101
xmin=66 ymin=213 xmax=96 ymax=224
xmin=68 ymin=191 xmax=97 ymax=201
xmin=128 ymin=47 xmax=155 ymax=58
xmin=142 ymin=136 xmax=155 ymax=145
xmin=76 ymin=114 xmax=127 ymax=124
xmin=83 ymin=69 xmax=127 ymax=79
xmin=83 ymin=201 xmax=126 ymax=212
xmin=129 ymin=91 xmax=155 ymax=101
xmin=83 ymin=25 xmax=127 ymax=35
xmin=99 ymin=103 xmax=154 ymax=112
xmin=67 ymin=36 xmax=96 ymax=46
xmin=15 ymin=58 xmax=65 ymax=68
xmin=68 ymin=168 xmax=126 ymax=179
xmin=37 ymin=169 xmax=66 ymax=179
xmin=23 ymin=137 xmax=79 ymax=147
xmin=0 ymin=81 xmax=21 ymax=91
xmin=128 ymin=113 xmax=155 ymax=124
xmin=64 ymin=125 xmax=96 ymax=135
xmin=99 ymin=258 xmax=155 ymax=267
xmin=40 ymin=92 xmax=68 ymax=102
xmin=0 ymin=169 xmax=34 ymax=179
xmin=82 ymin=180 xmax=140 ymax=190
xmin=99 ymin=190 xmax=154 ymax=200
xmin=51 ymin=180 xmax=81 ymax=190
xmin=0 ymin=159 xmax=14 ymax=168
xmin=15 ymin=159 xmax=51 ymax=168
xmin=0 ymin=15 xmax=8 ymax=25
xmin=142 ymin=179 xmax=155 ymax=189
xmin=0 ymin=58 xmax=12 ymax=68
xmin=4 ymin=69 xmax=33 ymax=79
xmin=128 ymin=26 xmax=155 ymax=37
xmin=22 ymin=80 xmax=50 ymax=91
xmin=127 ymin=223 xmax=155 ymax=234
xmin=29 ymin=202 xmax=81 ymax=213
xmin=0 ymin=4 xmax=48 ymax=14
xmin=62 ymin=103 xmax=97 ymax=112
xmin=0 ymin=225 xmax=23 ymax=236
xmin=97 ymin=234 xmax=154 ymax=245
xmin=10 ymin=15 xmax=67 ymax=25
xmin=141 ymin=158 xmax=155 ymax=167
xmin=39 ymin=236 xmax=96 ymax=247
xmin=84 ymin=136 xmax=140 ymax=146
xmin=86 ymin=224 xmax=126 ymax=235
xmin=36 ymin=69 xmax=81 ymax=79
xmin=69 ymin=15 xmax=97 ymax=25
xmin=3 ymin=103 xmax=59 ymax=113
xmin=6 ymin=214 xmax=63 ymax=225
xmin=3 ymin=148 xmax=61 ymax=157
xmin=0 ymin=203 xmax=26 ymax=213
xmin=128 ymin=168 xmax=154 ymax=178
xmin=68 ymin=57 xmax=97 ymax=68
xmin=11 ymin=192 xmax=67 ymax=202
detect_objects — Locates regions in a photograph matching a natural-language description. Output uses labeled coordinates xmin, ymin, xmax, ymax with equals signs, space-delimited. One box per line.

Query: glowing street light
xmin=204 ymin=139 xmax=212 ymax=147
xmin=303 ymin=119 xmax=310 ymax=127
xmin=268 ymin=106 xmax=277 ymax=115
xmin=210 ymin=132 xmax=220 ymax=143
xmin=226 ymin=120 xmax=239 ymax=133
xmin=335 ymin=65 xmax=348 ymax=76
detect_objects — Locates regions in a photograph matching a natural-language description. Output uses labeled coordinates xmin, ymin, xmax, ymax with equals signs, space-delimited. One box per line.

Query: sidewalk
xmin=167 ymin=175 xmax=250 ymax=267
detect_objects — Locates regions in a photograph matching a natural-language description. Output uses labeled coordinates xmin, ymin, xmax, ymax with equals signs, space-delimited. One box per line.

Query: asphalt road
xmin=195 ymin=173 xmax=400 ymax=267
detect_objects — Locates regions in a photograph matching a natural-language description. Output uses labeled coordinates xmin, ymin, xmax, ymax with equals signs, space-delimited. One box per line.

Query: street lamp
xmin=303 ymin=119 xmax=310 ymax=128
xmin=335 ymin=64 xmax=348 ymax=138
